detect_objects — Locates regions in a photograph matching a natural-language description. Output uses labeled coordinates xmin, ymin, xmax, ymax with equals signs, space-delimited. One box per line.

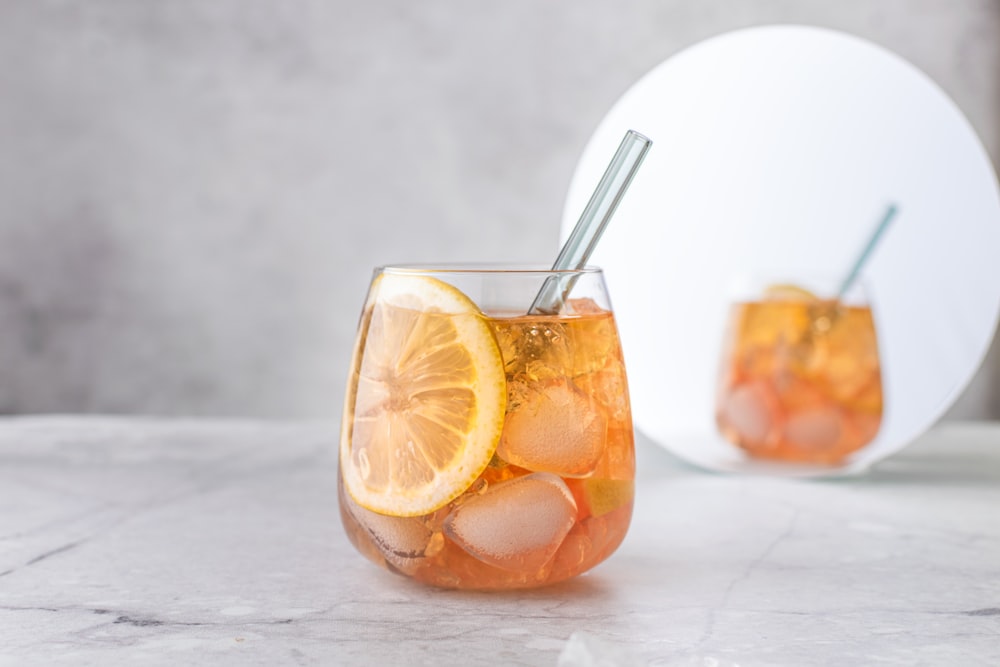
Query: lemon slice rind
xmin=763 ymin=283 xmax=819 ymax=302
xmin=340 ymin=273 xmax=506 ymax=518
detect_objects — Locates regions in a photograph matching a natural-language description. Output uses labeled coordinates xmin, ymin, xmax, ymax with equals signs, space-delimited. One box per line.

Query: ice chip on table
xmin=785 ymin=406 xmax=843 ymax=451
xmin=557 ymin=631 xmax=644 ymax=667
xmin=342 ymin=489 xmax=432 ymax=574
xmin=444 ymin=472 xmax=577 ymax=573
xmin=717 ymin=381 xmax=776 ymax=446
xmin=497 ymin=378 xmax=606 ymax=477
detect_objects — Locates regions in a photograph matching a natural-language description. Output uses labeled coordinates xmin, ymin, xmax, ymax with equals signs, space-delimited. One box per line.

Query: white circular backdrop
xmin=563 ymin=26 xmax=1000 ymax=476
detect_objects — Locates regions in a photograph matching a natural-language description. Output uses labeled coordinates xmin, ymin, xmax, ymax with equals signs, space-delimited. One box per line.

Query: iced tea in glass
xmin=338 ymin=266 xmax=634 ymax=589
xmin=715 ymin=278 xmax=883 ymax=464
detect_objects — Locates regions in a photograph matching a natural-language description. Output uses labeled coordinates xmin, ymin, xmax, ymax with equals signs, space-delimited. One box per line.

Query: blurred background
xmin=0 ymin=0 xmax=997 ymax=419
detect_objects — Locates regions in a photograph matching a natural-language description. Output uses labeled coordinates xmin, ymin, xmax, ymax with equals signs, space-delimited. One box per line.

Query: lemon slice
xmin=763 ymin=283 xmax=818 ymax=301
xmin=581 ymin=479 xmax=634 ymax=517
xmin=340 ymin=273 xmax=506 ymax=517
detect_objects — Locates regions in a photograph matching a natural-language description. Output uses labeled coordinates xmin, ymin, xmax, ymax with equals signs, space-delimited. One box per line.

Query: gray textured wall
xmin=1 ymin=1 xmax=998 ymax=419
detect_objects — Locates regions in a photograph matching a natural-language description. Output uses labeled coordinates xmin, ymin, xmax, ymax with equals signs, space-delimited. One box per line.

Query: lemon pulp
xmin=340 ymin=274 xmax=506 ymax=518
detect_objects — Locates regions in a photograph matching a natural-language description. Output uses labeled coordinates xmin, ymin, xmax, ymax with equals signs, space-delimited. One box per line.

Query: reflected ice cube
xmin=497 ymin=379 xmax=606 ymax=477
xmin=785 ymin=407 xmax=842 ymax=450
xmin=444 ymin=472 xmax=577 ymax=573
xmin=822 ymin=346 xmax=879 ymax=400
xmin=342 ymin=489 xmax=432 ymax=574
xmin=718 ymin=381 xmax=776 ymax=446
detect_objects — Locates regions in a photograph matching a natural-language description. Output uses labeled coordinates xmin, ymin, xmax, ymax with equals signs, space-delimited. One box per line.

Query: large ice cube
xmin=784 ymin=407 xmax=842 ymax=451
xmin=443 ymin=472 xmax=577 ymax=573
xmin=573 ymin=359 xmax=629 ymax=421
xmin=497 ymin=379 xmax=606 ymax=477
xmin=494 ymin=321 xmax=572 ymax=380
xmin=717 ymin=381 xmax=777 ymax=446
xmin=342 ymin=489 xmax=432 ymax=575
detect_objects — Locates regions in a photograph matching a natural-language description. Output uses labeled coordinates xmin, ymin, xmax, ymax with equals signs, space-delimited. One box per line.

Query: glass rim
xmin=725 ymin=271 xmax=874 ymax=281
xmin=377 ymin=263 xmax=605 ymax=276
xmin=726 ymin=272 xmax=874 ymax=299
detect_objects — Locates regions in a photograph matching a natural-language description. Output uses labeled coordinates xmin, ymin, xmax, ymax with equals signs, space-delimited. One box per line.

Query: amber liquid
xmin=339 ymin=303 xmax=635 ymax=589
xmin=715 ymin=299 xmax=883 ymax=464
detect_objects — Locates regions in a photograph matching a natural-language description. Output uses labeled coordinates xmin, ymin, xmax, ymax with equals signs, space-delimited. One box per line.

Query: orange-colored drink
xmin=339 ymin=267 xmax=634 ymax=589
xmin=715 ymin=289 xmax=883 ymax=464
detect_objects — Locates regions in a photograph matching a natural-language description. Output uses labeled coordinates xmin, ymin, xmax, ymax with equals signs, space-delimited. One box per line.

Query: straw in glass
xmin=529 ymin=130 xmax=653 ymax=315
xmin=837 ymin=203 xmax=898 ymax=300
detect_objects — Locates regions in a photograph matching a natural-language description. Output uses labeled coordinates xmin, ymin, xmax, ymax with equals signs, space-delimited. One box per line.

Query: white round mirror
xmin=564 ymin=26 xmax=1000 ymax=476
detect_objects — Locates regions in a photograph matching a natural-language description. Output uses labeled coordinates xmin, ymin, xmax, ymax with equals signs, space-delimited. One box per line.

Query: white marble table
xmin=1 ymin=417 xmax=998 ymax=666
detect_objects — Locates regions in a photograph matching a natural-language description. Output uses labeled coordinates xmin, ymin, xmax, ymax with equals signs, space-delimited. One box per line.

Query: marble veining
xmin=1 ymin=417 xmax=998 ymax=665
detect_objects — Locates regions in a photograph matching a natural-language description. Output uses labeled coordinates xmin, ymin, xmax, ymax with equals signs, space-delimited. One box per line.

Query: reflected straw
xmin=529 ymin=130 xmax=653 ymax=315
xmin=837 ymin=203 xmax=899 ymax=300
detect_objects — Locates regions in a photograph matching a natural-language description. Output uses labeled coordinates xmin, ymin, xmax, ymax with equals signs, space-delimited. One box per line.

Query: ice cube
xmin=846 ymin=372 xmax=883 ymax=413
xmin=443 ymin=472 xmax=577 ymax=573
xmin=784 ymin=407 xmax=843 ymax=450
xmin=573 ymin=359 xmax=629 ymax=420
xmin=823 ymin=350 xmax=878 ymax=400
xmin=717 ymin=381 xmax=777 ymax=446
xmin=341 ymin=489 xmax=432 ymax=575
xmin=497 ymin=379 xmax=606 ymax=477
xmin=849 ymin=411 xmax=882 ymax=445
xmin=494 ymin=321 xmax=572 ymax=379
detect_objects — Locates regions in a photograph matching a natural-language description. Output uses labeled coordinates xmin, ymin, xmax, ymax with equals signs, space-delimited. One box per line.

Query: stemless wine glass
xmin=715 ymin=275 xmax=884 ymax=465
xmin=338 ymin=265 xmax=635 ymax=590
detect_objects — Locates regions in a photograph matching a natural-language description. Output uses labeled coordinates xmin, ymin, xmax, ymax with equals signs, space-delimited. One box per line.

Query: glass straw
xmin=529 ymin=130 xmax=653 ymax=315
xmin=837 ymin=203 xmax=898 ymax=300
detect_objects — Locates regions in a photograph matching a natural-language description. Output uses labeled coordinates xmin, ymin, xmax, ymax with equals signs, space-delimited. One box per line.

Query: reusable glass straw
xmin=529 ymin=130 xmax=653 ymax=315
xmin=837 ymin=203 xmax=898 ymax=300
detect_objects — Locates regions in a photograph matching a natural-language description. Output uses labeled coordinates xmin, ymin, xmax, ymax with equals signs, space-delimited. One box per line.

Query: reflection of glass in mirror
xmin=563 ymin=26 xmax=1000 ymax=475
xmin=715 ymin=278 xmax=882 ymax=465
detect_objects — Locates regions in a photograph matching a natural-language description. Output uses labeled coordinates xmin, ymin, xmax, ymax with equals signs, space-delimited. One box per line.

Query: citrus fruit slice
xmin=340 ymin=273 xmax=506 ymax=517
xmin=580 ymin=478 xmax=634 ymax=517
xmin=763 ymin=283 xmax=818 ymax=301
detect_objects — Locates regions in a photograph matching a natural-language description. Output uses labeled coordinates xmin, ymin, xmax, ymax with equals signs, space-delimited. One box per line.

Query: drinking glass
xmin=714 ymin=276 xmax=883 ymax=465
xmin=338 ymin=265 xmax=635 ymax=589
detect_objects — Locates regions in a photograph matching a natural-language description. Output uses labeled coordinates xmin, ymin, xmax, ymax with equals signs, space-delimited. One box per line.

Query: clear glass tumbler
xmin=338 ymin=265 xmax=635 ymax=589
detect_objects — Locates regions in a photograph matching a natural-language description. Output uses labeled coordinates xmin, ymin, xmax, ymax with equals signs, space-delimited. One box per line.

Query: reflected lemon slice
xmin=340 ymin=274 xmax=506 ymax=517
xmin=763 ymin=283 xmax=819 ymax=301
